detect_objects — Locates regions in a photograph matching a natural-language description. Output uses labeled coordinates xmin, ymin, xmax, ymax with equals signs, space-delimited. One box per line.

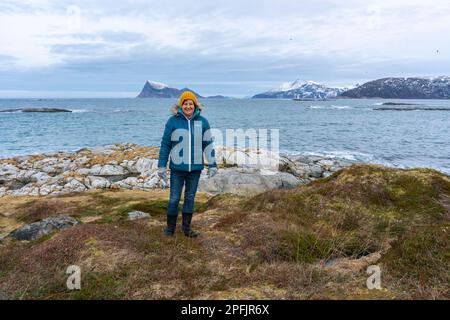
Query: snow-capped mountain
xmin=341 ymin=76 xmax=450 ymax=99
xmin=269 ymin=79 xmax=319 ymax=92
xmin=252 ymin=79 xmax=347 ymax=99
xmin=137 ymin=80 xmax=203 ymax=98
xmin=145 ymin=81 xmax=168 ymax=90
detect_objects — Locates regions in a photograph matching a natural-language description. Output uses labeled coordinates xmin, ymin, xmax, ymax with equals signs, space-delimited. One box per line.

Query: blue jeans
xmin=167 ymin=169 xmax=202 ymax=216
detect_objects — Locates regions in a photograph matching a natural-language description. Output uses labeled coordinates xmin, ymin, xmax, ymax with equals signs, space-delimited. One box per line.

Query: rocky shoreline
xmin=0 ymin=143 xmax=354 ymax=198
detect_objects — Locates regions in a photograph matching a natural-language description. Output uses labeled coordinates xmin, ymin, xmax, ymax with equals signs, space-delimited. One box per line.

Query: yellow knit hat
xmin=179 ymin=91 xmax=199 ymax=107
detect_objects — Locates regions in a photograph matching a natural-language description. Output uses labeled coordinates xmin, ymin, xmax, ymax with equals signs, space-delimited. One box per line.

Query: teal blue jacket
xmin=158 ymin=107 xmax=217 ymax=172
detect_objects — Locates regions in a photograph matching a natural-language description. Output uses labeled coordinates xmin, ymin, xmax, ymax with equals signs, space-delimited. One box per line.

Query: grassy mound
xmin=240 ymin=164 xmax=450 ymax=297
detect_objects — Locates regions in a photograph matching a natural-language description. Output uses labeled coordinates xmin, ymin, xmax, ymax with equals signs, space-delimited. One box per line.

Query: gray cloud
xmin=1 ymin=0 xmax=450 ymax=97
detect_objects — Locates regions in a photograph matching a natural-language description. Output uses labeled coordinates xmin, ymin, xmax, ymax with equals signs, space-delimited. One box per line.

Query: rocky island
xmin=0 ymin=108 xmax=72 ymax=113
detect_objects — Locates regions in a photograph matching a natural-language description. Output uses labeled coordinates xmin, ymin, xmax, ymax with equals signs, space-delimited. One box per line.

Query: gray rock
xmin=113 ymin=177 xmax=142 ymax=190
xmin=127 ymin=211 xmax=151 ymax=220
xmin=99 ymin=164 xmax=127 ymax=176
xmin=85 ymin=145 xmax=116 ymax=155
xmin=31 ymin=172 xmax=52 ymax=185
xmin=329 ymin=165 xmax=342 ymax=172
xmin=39 ymin=184 xmax=63 ymax=196
xmin=86 ymin=176 xmax=111 ymax=189
xmin=323 ymin=171 xmax=333 ymax=178
xmin=308 ymin=164 xmax=324 ymax=178
xmin=0 ymin=164 xmax=19 ymax=175
xmin=11 ymin=216 xmax=79 ymax=241
xmin=15 ymin=169 xmax=38 ymax=181
xmin=317 ymin=159 xmax=335 ymax=167
xmin=57 ymin=160 xmax=78 ymax=172
xmin=121 ymin=160 xmax=138 ymax=173
xmin=74 ymin=156 xmax=91 ymax=166
xmin=198 ymin=168 xmax=301 ymax=196
xmin=290 ymin=164 xmax=311 ymax=178
xmin=41 ymin=165 xmax=62 ymax=174
xmin=8 ymin=183 xmax=36 ymax=196
xmin=75 ymin=168 xmax=92 ymax=175
xmin=135 ymin=158 xmax=157 ymax=173
xmin=63 ymin=178 xmax=86 ymax=192
xmin=75 ymin=164 xmax=103 ymax=176
xmin=306 ymin=155 xmax=325 ymax=163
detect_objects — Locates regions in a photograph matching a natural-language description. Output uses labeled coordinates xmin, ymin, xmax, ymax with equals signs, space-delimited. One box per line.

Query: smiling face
xmin=181 ymin=99 xmax=196 ymax=118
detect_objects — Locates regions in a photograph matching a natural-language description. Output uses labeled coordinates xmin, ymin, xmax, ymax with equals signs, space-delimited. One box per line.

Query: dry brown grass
xmin=0 ymin=158 xmax=19 ymax=166
xmin=85 ymin=145 xmax=160 ymax=167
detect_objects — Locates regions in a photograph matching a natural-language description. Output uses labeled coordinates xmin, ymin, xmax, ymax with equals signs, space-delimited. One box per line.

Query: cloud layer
xmin=1 ymin=0 xmax=450 ymax=97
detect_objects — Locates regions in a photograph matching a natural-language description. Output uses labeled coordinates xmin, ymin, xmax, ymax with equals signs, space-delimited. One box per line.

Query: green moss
xmin=117 ymin=199 xmax=169 ymax=217
xmin=382 ymin=224 xmax=450 ymax=281
xmin=28 ymin=270 xmax=127 ymax=300
xmin=277 ymin=230 xmax=379 ymax=264
xmin=69 ymin=272 xmax=125 ymax=300
xmin=115 ymin=198 xmax=209 ymax=217
xmin=194 ymin=201 xmax=209 ymax=213
xmin=96 ymin=215 xmax=114 ymax=224
xmin=91 ymin=194 xmax=123 ymax=206
xmin=76 ymin=207 xmax=101 ymax=216
xmin=291 ymin=232 xmax=333 ymax=263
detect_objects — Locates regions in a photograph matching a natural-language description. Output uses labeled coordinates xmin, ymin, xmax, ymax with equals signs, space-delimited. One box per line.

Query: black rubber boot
xmin=164 ymin=215 xmax=177 ymax=236
xmin=182 ymin=212 xmax=200 ymax=238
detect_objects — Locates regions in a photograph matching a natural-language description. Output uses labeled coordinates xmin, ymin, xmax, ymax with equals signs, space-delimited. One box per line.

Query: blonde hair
xmin=170 ymin=102 xmax=203 ymax=115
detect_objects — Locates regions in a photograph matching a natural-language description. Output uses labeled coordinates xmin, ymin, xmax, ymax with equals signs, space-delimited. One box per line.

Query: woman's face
xmin=181 ymin=99 xmax=195 ymax=118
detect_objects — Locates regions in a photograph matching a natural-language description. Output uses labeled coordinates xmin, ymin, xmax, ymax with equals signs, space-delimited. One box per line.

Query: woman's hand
xmin=157 ymin=167 xmax=167 ymax=182
xmin=207 ymin=167 xmax=218 ymax=178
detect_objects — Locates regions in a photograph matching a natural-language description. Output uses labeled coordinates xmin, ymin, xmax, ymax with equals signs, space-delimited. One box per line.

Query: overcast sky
xmin=1 ymin=0 xmax=449 ymax=98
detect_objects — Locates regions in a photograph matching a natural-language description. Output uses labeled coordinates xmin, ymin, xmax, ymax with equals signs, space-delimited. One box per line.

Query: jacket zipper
xmin=187 ymin=118 xmax=191 ymax=172
xmin=182 ymin=112 xmax=193 ymax=172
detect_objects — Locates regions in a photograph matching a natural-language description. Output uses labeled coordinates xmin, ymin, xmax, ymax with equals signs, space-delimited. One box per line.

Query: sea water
xmin=0 ymin=98 xmax=449 ymax=174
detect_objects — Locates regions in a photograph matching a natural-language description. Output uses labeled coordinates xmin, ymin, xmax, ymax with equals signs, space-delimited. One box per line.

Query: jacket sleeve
xmin=158 ymin=118 xmax=173 ymax=168
xmin=202 ymin=118 xmax=217 ymax=168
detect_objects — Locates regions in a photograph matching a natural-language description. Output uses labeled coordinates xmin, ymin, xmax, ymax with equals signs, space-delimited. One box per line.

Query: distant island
xmin=136 ymin=81 xmax=231 ymax=99
xmin=0 ymin=108 xmax=72 ymax=113
xmin=341 ymin=76 xmax=450 ymax=99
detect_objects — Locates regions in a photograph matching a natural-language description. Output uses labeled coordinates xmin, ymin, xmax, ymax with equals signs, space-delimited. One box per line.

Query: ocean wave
xmin=308 ymin=105 xmax=325 ymax=109
xmin=112 ymin=109 xmax=135 ymax=113
xmin=70 ymin=109 xmax=90 ymax=113
xmin=302 ymin=150 xmax=377 ymax=162
xmin=307 ymin=105 xmax=352 ymax=109
xmin=330 ymin=105 xmax=352 ymax=109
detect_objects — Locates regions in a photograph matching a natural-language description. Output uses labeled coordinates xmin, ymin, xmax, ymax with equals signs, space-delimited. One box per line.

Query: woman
xmin=157 ymin=91 xmax=218 ymax=237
